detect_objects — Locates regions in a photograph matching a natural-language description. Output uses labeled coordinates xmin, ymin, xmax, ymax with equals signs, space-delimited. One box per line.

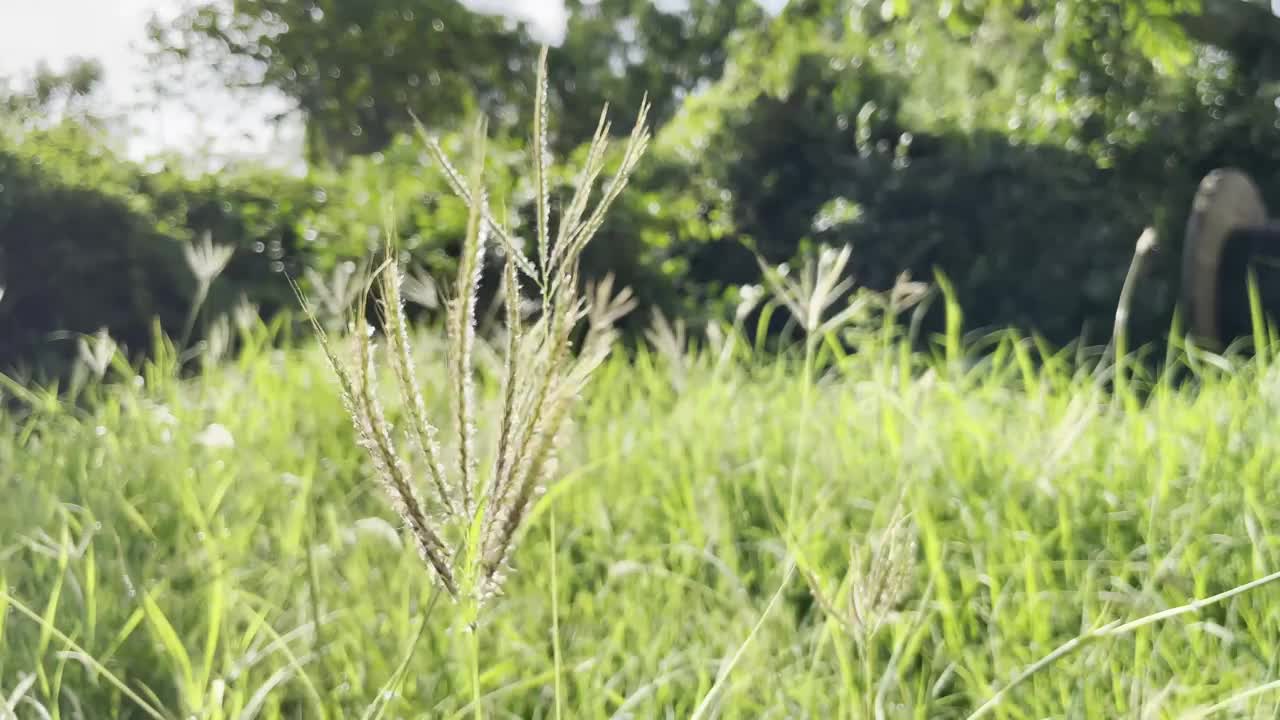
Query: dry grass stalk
xmin=184 ymin=230 xmax=235 ymax=287
xmin=304 ymin=260 xmax=366 ymax=331
xmin=77 ymin=328 xmax=117 ymax=381
xmin=800 ymin=507 xmax=917 ymax=649
xmin=400 ymin=265 xmax=439 ymax=310
xmin=296 ymin=47 xmax=650 ymax=607
xmin=645 ymin=307 xmax=688 ymax=390
xmin=231 ymin=293 xmax=261 ymax=333
xmin=1100 ymin=226 xmax=1159 ymax=371
xmin=758 ymin=244 xmax=868 ymax=340
xmin=179 ymin=230 xmax=235 ymax=350
xmin=794 ymin=505 xmax=917 ymax=720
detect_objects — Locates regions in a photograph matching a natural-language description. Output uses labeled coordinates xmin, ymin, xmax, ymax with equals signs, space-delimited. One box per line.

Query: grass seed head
xmin=298 ymin=47 xmax=649 ymax=608
xmin=184 ymin=230 xmax=235 ymax=286
xmin=77 ymin=327 xmax=117 ymax=380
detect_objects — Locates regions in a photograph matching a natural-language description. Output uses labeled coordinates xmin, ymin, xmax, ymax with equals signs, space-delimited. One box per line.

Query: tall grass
xmin=288 ymin=47 xmax=649 ymax=719
xmin=8 ymin=275 xmax=1280 ymax=716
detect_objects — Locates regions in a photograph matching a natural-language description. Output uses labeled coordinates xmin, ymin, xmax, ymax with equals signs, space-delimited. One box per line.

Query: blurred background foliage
xmin=4 ymin=0 xmax=1280 ymax=372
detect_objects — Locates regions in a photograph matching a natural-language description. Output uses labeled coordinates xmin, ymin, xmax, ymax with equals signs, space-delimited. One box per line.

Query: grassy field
xmin=6 ymin=304 xmax=1280 ymax=719
xmin=5 ymin=54 xmax=1280 ymax=719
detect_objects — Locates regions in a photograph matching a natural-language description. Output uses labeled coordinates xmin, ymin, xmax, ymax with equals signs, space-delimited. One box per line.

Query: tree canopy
xmin=8 ymin=0 xmax=1280 ymax=372
xmin=148 ymin=0 xmax=768 ymax=163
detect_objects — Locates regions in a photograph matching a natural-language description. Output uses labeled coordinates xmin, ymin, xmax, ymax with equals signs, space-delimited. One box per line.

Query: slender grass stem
xmin=0 ymin=591 xmax=167 ymax=720
xmin=178 ymin=280 xmax=210 ymax=352
xmin=966 ymin=567 xmax=1280 ymax=720
xmin=550 ymin=509 xmax=564 ymax=720
xmin=785 ymin=335 xmax=817 ymax=529
xmin=468 ymin=603 xmax=483 ymax=720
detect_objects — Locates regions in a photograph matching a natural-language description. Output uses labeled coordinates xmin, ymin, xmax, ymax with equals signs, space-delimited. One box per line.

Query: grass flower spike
xmin=296 ymin=47 xmax=651 ymax=609
xmin=184 ymin=230 xmax=235 ymax=286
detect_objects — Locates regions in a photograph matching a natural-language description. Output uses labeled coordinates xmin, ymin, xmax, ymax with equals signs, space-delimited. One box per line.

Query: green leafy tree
xmin=1 ymin=57 xmax=106 ymax=127
xmin=147 ymin=0 xmax=535 ymax=164
xmin=610 ymin=0 xmax=1280 ymax=342
xmin=548 ymin=0 xmax=769 ymax=147
xmin=147 ymin=0 xmax=769 ymax=162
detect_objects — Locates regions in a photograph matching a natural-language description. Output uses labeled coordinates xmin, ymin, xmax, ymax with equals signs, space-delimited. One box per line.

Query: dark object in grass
xmin=1182 ymin=168 xmax=1271 ymax=348
xmin=1213 ymin=222 xmax=1280 ymax=346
